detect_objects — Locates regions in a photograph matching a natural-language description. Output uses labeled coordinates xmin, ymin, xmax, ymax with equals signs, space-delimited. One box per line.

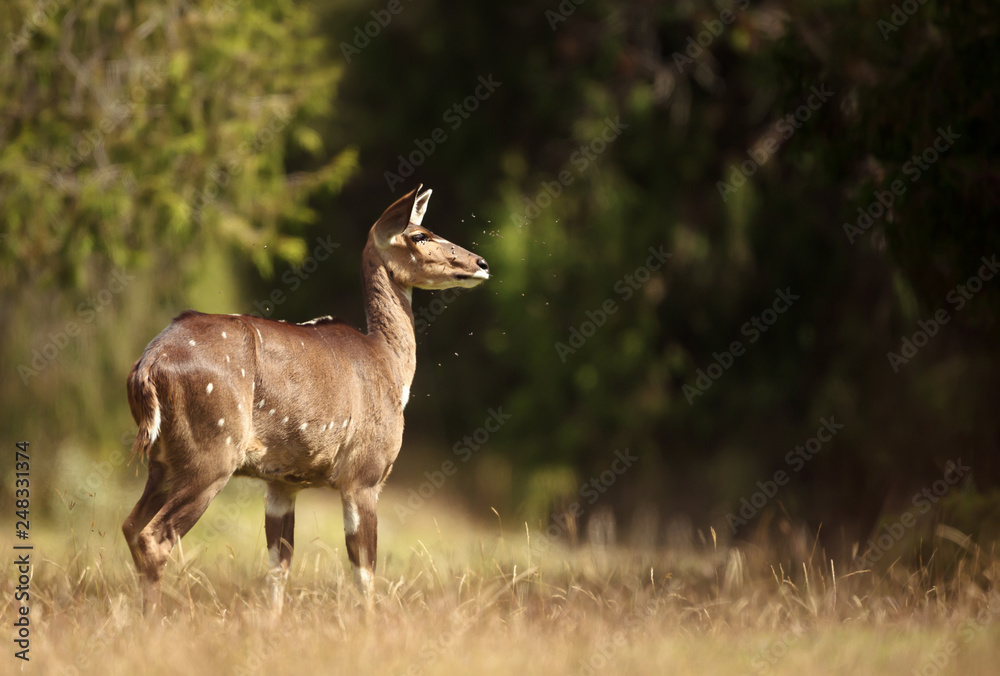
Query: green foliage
xmin=311 ymin=0 xmax=1000 ymax=544
xmin=0 ymin=0 xmax=354 ymax=484
xmin=0 ymin=0 xmax=355 ymax=289
xmin=3 ymin=0 xmax=999 ymax=547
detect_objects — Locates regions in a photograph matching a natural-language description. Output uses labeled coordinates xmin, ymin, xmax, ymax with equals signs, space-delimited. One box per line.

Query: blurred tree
xmin=306 ymin=0 xmax=1000 ymax=553
xmin=0 ymin=0 xmax=355 ymax=506
xmin=3 ymin=0 xmax=998 ymax=559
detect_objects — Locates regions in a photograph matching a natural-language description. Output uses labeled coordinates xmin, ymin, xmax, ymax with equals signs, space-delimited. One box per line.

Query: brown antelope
xmin=122 ymin=185 xmax=489 ymax=611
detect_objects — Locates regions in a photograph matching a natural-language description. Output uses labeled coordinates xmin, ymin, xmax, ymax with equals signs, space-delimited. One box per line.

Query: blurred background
xmin=2 ymin=0 xmax=999 ymax=563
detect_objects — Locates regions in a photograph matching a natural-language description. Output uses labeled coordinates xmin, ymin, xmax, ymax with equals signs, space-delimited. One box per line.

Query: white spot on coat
xmin=241 ymin=368 xmax=246 ymax=378
xmin=401 ymin=384 xmax=410 ymax=408
xmin=258 ymin=400 xmax=265 ymax=409
xmin=218 ymin=418 xmax=225 ymax=427
xmin=226 ymin=436 xmax=232 ymax=445
xmin=206 ymin=383 xmax=214 ymax=394
xmin=281 ymin=416 xmax=289 ymax=424
xmin=189 ymin=339 xmax=196 ymax=346
xmin=299 ymin=423 xmax=308 ymax=431
xmin=225 ymin=355 xmax=230 ymax=363
xmin=222 ymin=331 xmax=227 ymax=338
xmin=269 ymin=409 xmax=276 ymax=415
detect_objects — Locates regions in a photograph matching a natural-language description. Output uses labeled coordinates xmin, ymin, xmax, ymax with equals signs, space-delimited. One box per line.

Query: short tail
xmin=127 ymin=356 xmax=162 ymax=462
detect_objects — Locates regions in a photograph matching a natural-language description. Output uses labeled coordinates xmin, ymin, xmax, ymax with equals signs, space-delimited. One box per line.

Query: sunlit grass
xmin=3 ymin=479 xmax=999 ymax=675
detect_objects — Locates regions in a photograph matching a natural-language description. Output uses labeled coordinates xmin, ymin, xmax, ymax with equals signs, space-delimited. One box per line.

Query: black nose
xmin=476 ymin=257 xmax=489 ymax=271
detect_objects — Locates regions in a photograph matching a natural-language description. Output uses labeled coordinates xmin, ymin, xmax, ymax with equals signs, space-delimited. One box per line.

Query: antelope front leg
xmin=264 ymin=483 xmax=296 ymax=613
xmin=342 ymin=488 xmax=378 ymax=602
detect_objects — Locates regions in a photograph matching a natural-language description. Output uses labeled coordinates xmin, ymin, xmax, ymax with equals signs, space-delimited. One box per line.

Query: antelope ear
xmin=410 ymin=185 xmax=432 ymax=226
xmin=372 ymin=184 xmax=430 ymax=246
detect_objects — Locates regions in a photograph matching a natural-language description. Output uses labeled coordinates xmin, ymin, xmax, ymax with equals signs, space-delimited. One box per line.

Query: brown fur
xmin=122 ymin=186 xmax=488 ymax=611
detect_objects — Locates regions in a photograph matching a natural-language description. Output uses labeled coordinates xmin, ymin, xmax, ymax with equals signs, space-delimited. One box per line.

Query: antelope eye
xmin=410 ymin=232 xmax=428 ymax=243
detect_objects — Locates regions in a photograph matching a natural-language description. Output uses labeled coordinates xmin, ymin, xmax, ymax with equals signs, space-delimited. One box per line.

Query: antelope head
xmin=370 ymin=185 xmax=490 ymax=291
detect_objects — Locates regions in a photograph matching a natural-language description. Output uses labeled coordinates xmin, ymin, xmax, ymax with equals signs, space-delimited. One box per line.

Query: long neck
xmin=361 ymin=241 xmax=417 ymax=396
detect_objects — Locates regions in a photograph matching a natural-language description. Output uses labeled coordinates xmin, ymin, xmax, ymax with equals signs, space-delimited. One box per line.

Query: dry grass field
xmin=3 ymin=477 xmax=1000 ymax=676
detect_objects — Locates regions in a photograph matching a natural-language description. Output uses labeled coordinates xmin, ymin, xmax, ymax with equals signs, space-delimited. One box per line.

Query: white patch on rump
xmin=401 ymin=384 xmax=410 ymax=408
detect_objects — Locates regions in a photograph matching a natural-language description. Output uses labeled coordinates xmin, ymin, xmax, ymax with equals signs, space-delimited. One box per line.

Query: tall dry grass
xmin=3 ymin=480 xmax=999 ymax=675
